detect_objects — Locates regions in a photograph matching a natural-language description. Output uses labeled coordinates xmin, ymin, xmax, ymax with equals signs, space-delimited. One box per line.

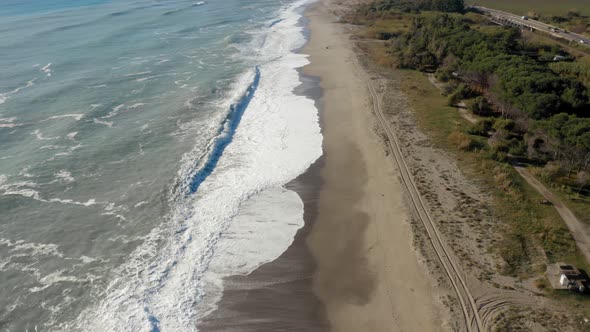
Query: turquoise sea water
xmin=0 ymin=0 xmax=322 ymax=330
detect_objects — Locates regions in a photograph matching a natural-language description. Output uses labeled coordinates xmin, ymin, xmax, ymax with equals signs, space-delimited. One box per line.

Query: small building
xmin=547 ymin=263 xmax=588 ymax=293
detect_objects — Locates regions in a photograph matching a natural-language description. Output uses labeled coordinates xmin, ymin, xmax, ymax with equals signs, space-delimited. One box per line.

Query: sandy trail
xmin=304 ymin=1 xmax=450 ymax=331
xmin=513 ymin=165 xmax=590 ymax=263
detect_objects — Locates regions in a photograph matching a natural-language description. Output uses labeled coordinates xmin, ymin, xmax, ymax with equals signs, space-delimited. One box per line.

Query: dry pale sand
xmin=199 ymin=0 xmax=451 ymax=330
xmin=303 ymin=1 xmax=449 ymax=331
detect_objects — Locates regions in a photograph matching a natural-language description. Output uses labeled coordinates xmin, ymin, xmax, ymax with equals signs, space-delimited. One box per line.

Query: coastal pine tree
xmin=432 ymin=0 xmax=464 ymax=13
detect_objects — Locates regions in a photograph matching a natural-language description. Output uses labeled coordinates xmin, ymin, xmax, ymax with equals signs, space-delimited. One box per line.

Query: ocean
xmin=0 ymin=0 xmax=322 ymax=330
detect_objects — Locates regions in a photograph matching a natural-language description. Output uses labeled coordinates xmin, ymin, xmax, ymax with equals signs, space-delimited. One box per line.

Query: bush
xmin=468 ymin=96 xmax=492 ymax=116
xmin=493 ymin=165 xmax=516 ymax=191
xmin=435 ymin=68 xmax=453 ymax=82
xmin=448 ymin=130 xmax=481 ymax=151
xmin=448 ymin=83 xmax=473 ymax=106
xmin=490 ymin=150 xmax=508 ymax=162
xmin=493 ymin=118 xmax=515 ymax=132
xmin=508 ymin=139 xmax=527 ymax=156
xmin=467 ymin=119 xmax=493 ymax=136
xmin=542 ymin=161 xmax=565 ymax=181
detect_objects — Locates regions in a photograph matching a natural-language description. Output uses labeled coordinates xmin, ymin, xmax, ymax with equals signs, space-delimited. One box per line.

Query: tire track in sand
xmin=352 ymin=57 xmax=485 ymax=332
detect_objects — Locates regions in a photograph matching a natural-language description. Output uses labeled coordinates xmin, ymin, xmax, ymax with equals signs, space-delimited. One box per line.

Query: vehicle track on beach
xmin=353 ymin=58 xmax=485 ymax=332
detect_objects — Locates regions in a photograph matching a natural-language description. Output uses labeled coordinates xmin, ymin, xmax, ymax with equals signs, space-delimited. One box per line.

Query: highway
xmin=472 ymin=6 xmax=590 ymax=47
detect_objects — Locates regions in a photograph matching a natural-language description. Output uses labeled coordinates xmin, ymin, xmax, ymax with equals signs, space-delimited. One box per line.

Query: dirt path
xmin=425 ymin=74 xmax=590 ymax=265
xmin=457 ymin=102 xmax=478 ymax=124
xmin=426 ymin=74 xmax=477 ymax=124
xmin=513 ymin=165 xmax=590 ymax=263
xmin=356 ymin=59 xmax=484 ymax=332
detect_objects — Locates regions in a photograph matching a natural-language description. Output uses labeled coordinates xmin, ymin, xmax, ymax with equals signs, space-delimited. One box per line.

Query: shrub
xmin=493 ymin=118 xmax=515 ymax=132
xmin=467 ymin=119 xmax=493 ymax=136
xmin=449 ymin=130 xmax=481 ymax=151
xmin=435 ymin=68 xmax=453 ymax=82
xmin=448 ymin=84 xmax=473 ymax=106
xmin=468 ymin=96 xmax=492 ymax=116
xmin=493 ymin=165 xmax=515 ymax=191
xmin=542 ymin=161 xmax=565 ymax=181
xmin=508 ymin=139 xmax=527 ymax=156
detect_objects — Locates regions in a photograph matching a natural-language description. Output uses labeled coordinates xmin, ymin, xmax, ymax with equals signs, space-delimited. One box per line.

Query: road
xmin=473 ymin=6 xmax=590 ymax=46
xmin=352 ymin=62 xmax=485 ymax=331
xmin=513 ymin=165 xmax=590 ymax=264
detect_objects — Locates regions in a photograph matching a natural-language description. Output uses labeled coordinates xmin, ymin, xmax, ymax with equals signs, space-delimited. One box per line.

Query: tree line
xmin=358 ymin=0 xmax=465 ymax=15
xmin=387 ymin=12 xmax=590 ymax=182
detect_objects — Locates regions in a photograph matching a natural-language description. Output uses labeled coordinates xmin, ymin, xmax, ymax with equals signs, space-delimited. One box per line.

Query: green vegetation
xmin=386 ymin=12 xmax=590 ymax=179
xmin=393 ymin=15 xmax=589 ymax=119
xmin=396 ymin=71 xmax=587 ymax=277
xmin=358 ymin=0 xmax=465 ymax=15
xmin=353 ymin=1 xmax=590 ymax=278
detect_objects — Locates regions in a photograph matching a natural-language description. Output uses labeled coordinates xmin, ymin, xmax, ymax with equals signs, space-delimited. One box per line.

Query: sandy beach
xmin=200 ymin=0 xmax=450 ymax=330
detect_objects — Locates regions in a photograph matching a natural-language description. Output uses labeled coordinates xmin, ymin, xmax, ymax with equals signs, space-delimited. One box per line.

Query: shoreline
xmin=200 ymin=1 xmax=451 ymax=330
xmin=197 ymin=11 xmax=329 ymax=329
xmin=198 ymin=66 xmax=328 ymax=330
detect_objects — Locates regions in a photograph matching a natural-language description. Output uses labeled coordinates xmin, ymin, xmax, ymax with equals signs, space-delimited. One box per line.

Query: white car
xmin=581 ymin=40 xmax=586 ymax=44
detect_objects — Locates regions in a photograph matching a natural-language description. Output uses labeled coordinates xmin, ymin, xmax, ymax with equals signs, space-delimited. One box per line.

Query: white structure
xmin=560 ymin=273 xmax=569 ymax=287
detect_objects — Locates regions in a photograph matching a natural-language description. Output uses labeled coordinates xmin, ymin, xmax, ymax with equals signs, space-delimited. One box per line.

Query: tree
xmin=577 ymin=171 xmax=589 ymax=194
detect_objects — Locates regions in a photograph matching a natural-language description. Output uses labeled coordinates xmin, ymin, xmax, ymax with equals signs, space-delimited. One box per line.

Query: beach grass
xmin=395 ymin=69 xmax=590 ymax=278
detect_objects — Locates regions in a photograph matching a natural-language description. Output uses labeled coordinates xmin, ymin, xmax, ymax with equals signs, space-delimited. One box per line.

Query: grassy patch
xmin=529 ymin=165 xmax=590 ymax=227
xmin=394 ymin=69 xmax=589 ymax=277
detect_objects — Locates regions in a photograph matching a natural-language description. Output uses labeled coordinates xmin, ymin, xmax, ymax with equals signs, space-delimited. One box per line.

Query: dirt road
xmin=513 ymin=165 xmax=590 ymax=264
xmin=356 ymin=61 xmax=485 ymax=332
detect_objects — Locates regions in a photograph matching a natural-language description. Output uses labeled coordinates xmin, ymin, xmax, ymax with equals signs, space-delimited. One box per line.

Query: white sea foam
xmin=0 ymin=117 xmax=17 ymax=123
xmin=96 ymin=104 xmax=124 ymax=121
xmin=18 ymin=166 xmax=34 ymax=178
xmin=197 ymin=187 xmax=305 ymax=317
xmin=45 ymin=113 xmax=84 ymax=121
xmin=128 ymin=103 xmax=145 ymax=109
xmin=124 ymin=71 xmax=152 ymax=77
xmin=0 ymin=238 xmax=63 ymax=258
xmin=0 ymin=117 xmax=22 ymax=128
xmin=40 ymin=145 xmax=62 ymax=151
xmin=135 ymin=76 xmax=154 ymax=82
xmin=32 ymin=129 xmax=60 ymax=140
xmin=53 ymin=143 xmax=83 ymax=158
xmin=73 ymin=1 xmax=322 ymax=330
xmin=55 ymin=170 xmax=74 ymax=183
xmin=134 ymin=201 xmax=148 ymax=208
xmin=93 ymin=118 xmax=113 ymax=127
xmin=56 ymin=113 xmax=84 ymax=120
xmin=0 ymin=177 xmax=97 ymax=206
xmin=0 ymin=123 xmax=21 ymax=128
xmin=41 ymin=63 xmax=53 ymax=77
xmin=0 ymin=79 xmax=36 ymax=106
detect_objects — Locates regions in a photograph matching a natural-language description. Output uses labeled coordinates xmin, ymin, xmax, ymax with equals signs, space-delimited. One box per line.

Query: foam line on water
xmin=69 ymin=1 xmax=322 ymax=330
xmin=187 ymin=66 xmax=260 ymax=195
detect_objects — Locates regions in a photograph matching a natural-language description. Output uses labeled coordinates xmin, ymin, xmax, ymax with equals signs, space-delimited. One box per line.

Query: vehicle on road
xmin=521 ymin=15 xmax=528 ymax=20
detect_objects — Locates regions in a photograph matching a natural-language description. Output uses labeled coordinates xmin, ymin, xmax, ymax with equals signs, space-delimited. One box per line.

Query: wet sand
xmin=199 ymin=0 xmax=449 ymax=331
xmin=197 ymin=73 xmax=329 ymax=331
